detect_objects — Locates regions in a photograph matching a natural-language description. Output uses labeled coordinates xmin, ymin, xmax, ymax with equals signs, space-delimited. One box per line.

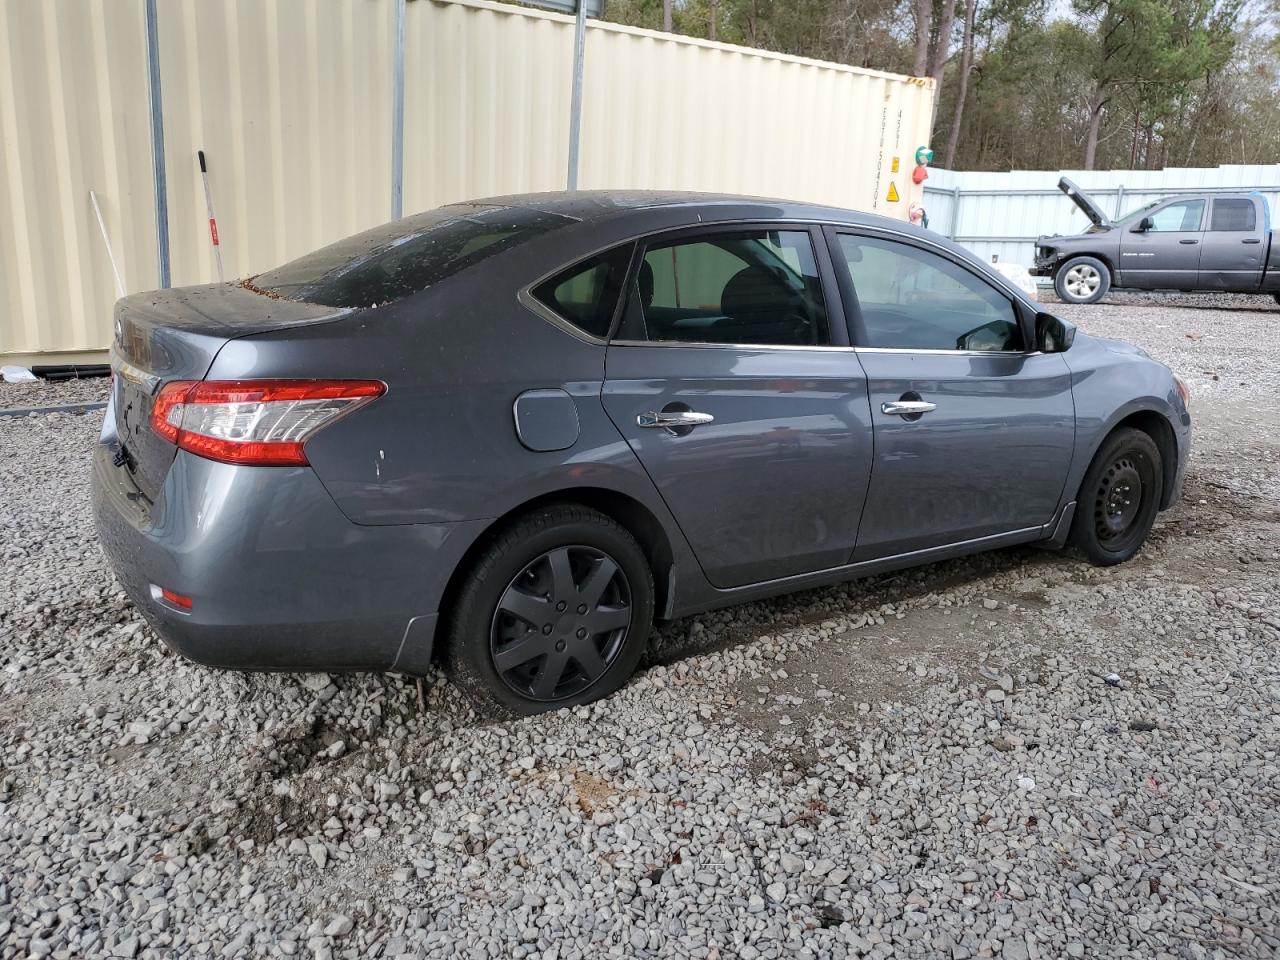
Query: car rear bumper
xmin=92 ymin=439 xmax=487 ymax=675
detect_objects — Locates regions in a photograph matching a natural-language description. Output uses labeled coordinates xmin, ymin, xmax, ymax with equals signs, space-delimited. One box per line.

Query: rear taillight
xmin=150 ymin=379 xmax=384 ymax=466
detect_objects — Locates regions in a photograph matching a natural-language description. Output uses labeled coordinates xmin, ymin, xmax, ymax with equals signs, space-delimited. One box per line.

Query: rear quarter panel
xmin=207 ymin=269 xmax=653 ymax=527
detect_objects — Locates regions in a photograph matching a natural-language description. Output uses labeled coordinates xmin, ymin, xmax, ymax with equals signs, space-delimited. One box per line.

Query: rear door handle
xmin=1243 ymin=238 xmax=1262 ymax=244
xmin=881 ymin=400 xmax=937 ymax=417
xmin=638 ymin=410 xmax=714 ymax=429
xmin=1178 ymin=239 xmax=1199 ymax=245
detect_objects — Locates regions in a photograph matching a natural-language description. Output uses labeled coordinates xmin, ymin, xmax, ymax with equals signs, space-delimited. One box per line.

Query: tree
xmin=943 ymin=0 xmax=978 ymax=168
xmin=911 ymin=0 xmax=959 ymax=132
xmin=1074 ymin=0 xmax=1241 ymax=169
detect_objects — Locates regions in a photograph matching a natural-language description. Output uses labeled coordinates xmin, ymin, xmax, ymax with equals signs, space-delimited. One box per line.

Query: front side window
xmin=1147 ymin=200 xmax=1205 ymax=232
xmin=252 ymin=204 xmax=574 ymax=307
xmin=838 ymin=235 xmax=1021 ymax=352
xmin=531 ymin=245 xmax=632 ymax=338
xmin=633 ymin=230 xmax=828 ymax=346
xmin=1210 ymin=199 xmax=1256 ymax=232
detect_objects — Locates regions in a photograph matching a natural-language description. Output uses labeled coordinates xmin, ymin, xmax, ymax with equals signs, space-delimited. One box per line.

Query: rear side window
xmin=531 ymin=245 xmax=632 ymax=339
xmin=838 ymin=234 xmax=1021 ymax=352
xmin=252 ymin=204 xmax=574 ymax=307
xmin=1210 ymin=199 xmax=1257 ymax=232
xmin=630 ymin=230 xmax=828 ymax=346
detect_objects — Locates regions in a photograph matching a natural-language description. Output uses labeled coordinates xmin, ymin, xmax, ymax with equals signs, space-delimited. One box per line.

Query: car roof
xmin=463 ymin=189 xmax=908 ymax=232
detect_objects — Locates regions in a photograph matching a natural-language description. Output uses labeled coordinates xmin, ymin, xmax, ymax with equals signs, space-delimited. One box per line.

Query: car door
xmin=1119 ymin=198 xmax=1205 ymax=288
xmin=1198 ymin=197 xmax=1265 ymax=290
xmin=828 ymin=228 xmax=1075 ymax=561
xmin=601 ymin=225 xmax=874 ymax=589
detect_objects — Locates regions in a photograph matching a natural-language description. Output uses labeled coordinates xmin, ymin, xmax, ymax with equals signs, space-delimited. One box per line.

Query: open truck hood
xmin=1058 ymin=177 xmax=1109 ymax=227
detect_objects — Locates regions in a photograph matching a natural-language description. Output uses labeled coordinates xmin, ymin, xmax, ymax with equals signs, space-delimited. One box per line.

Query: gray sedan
xmin=93 ymin=192 xmax=1191 ymax=715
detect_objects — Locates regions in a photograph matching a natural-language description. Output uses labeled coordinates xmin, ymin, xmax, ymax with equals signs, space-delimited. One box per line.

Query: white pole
xmin=198 ymin=150 xmax=225 ymax=282
xmin=391 ymin=0 xmax=406 ymax=219
xmin=89 ymin=190 xmax=126 ymax=298
xmin=566 ymin=0 xmax=588 ymax=190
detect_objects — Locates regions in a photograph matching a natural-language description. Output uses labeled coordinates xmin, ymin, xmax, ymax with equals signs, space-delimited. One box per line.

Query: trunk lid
xmin=1058 ymin=177 xmax=1110 ymax=227
xmin=110 ymin=283 xmax=350 ymax=500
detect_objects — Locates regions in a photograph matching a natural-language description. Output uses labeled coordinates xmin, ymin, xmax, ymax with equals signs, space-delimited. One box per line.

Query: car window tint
xmin=1148 ymin=200 xmax=1204 ymax=232
xmin=1210 ymin=199 xmax=1256 ymax=232
xmin=531 ymin=245 xmax=632 ymax=339
xmin=838 ymin=235 xmax=1021 ymax=352
xmin=634 ymin=230 xmax=828 ymax=346
xmin=253 ymin=204 xmax=575 ymax=307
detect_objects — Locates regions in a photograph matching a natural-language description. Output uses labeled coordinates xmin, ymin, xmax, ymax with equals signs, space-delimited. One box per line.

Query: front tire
xmin=1069 ymin=428 xmax=1163 ymax=565
xmin=444 ymin=505 xmax=654 ymax=717
xmin=1054 ymin=255 xmax=1111 ymax=305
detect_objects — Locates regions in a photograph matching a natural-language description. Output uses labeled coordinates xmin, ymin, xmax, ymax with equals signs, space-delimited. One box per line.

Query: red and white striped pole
xmin=197 ymin=150 xmax=224 ymax=282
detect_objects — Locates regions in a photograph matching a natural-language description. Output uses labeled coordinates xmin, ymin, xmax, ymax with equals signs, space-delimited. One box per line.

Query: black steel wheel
xmin=1069 ymin=427 xmax=1163 ymax=565
xmin=445 ymin=505 xmax=654 ymax=716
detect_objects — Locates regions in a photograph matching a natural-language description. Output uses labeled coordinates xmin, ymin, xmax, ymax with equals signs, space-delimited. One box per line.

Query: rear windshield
xmin=251 ymin=204 xmax=575 ymax=307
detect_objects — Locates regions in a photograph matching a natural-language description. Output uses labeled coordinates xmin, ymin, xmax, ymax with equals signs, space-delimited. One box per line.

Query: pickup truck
xmin=1032 ymin=178 xmax=1280 ymax=305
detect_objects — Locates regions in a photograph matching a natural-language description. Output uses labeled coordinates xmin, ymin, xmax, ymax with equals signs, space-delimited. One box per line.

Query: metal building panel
xmin=157 ymin=0 xmax=395 ymax=291
xmin=402 ymin=0 xmax=574 ymax=214
xmin=577 ymin=20 xmax=934 ymax=216
xmin=0 ymin=0 xmax=155 ymax=360
xmin=0 ymin=0 xmax=936 ymax=360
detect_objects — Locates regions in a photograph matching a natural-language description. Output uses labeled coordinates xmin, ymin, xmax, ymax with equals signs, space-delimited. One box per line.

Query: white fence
xmin=924 ymin=165 xmax=1280 ymax=270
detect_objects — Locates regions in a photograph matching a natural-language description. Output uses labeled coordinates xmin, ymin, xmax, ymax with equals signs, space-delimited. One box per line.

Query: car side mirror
xmin=1132 ymin=217 xmax=1153 ymax=233
xmin=1035 ymin=312 xmax=1076 ymax=353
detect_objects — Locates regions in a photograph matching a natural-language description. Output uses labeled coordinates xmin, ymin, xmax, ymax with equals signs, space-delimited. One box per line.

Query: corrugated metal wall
xmin=925 ymin=164 xmax=1280 ymax=268
xmin=0 ymin=1 xmax=156 ymax=362
xmin=157 ymin=0 xmax=396 ymax=291
xmin=0 ymin=0 xmax=933 ymax=362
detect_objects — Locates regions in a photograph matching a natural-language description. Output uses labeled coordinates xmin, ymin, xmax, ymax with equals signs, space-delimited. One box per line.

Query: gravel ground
xmin=2 ymin=298 xmax=1278 ymax=960
xmin=0 ymin=376 xmax=110 ymax=410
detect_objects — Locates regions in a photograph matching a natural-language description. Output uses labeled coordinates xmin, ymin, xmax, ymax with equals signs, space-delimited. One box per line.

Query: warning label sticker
xmin=891 ymin=157 xmax=900 ymax=173
xmin=886 ymin=182 xmax=900 ymax=203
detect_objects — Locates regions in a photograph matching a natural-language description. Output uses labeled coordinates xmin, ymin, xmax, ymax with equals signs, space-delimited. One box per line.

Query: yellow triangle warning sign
xmin=886 ymin=182 xmax=900 ymax=203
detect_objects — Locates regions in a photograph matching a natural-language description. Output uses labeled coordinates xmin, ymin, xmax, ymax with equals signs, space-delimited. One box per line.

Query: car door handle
xmin=637 ymin=410 xmax=715 ymax=429
xmin=1178 ymin=239 xmax=1199 ymax=245
xmin=1243 ymin=238 xmax=1261 ymax=244
xmin=881 ymin=400 xmax=937 ymax=417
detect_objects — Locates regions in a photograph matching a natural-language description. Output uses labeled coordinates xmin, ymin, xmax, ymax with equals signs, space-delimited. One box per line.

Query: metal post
xmin=144 ymin=0 xmax=170 ymax=288
xmin=1113 ymin=184 xmax=1126 ymax=219
xmin=948 ymin=186 xmax=961 ymax=240
xmin=565 ymin=0 xmax=588 ymax=190
xmin=391 ymin=0 xmax=406 ymax=219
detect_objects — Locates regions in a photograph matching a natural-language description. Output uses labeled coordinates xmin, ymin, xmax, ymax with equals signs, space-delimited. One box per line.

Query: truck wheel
xmin=1274 ymin=292 xmax=1280 ymax=308
xmin=1054 ymin=256 xmax=1111 ymax=305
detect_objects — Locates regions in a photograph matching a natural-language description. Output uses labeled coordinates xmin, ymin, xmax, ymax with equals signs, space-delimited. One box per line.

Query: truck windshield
xmin=251 ymin=204 xmax=575 ymax=307
xmin=1115 ymin=201 xmax=1161 ymax=224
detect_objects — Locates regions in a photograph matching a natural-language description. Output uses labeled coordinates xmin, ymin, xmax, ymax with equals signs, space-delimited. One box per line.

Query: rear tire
xmin=444 ymin=505 xmax=654 ymax=717
xmin=1069 ymin=428 xmax=1163 ymax=566
xmin=1273 ymin=292 xmax=1280 ymax=307
xmin=1054 ymin=256 xmax=1111 ymax=305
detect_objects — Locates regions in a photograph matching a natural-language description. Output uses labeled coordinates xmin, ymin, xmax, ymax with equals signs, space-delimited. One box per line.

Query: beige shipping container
xmin=0 ymin=0 xmax=934 ymax=364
